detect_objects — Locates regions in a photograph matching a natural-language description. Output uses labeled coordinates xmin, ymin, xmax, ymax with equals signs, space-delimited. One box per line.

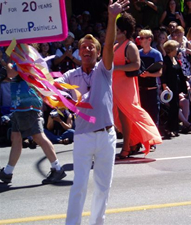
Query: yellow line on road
xmin=1 ymin=201 xmax=191 ymax=224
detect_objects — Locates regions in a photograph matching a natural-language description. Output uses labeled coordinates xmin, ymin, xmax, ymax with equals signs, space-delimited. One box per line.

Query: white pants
xmin=66 ymin=127 xmax=116 ymax=225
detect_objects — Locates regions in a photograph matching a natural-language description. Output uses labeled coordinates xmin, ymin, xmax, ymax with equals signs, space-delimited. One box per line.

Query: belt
xmin=94 ymin=125 xmax=113 ymax=133
xmin=139 ymin=86 xmax=157 ymax=90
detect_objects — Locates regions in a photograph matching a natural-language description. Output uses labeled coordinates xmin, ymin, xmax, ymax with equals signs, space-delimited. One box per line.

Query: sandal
xmin=115 ymin=149 xmax=130 ymax=160
xmin=130 ymin=143 xmax=142 ymax=154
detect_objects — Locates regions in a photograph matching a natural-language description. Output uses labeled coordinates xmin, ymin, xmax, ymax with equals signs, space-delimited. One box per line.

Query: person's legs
xmin=7 ymin=131 xmax=23 ymax=167
xmin=1 ymin=111 xmax=66 ymax=184
xmin=179 ymin=109 xmax=190 ymax=127
xmin=167 ymin=96 xmax=179 ymax=132
xmin=0 ymin=111 xmax=24 ymax=183
xmin=44 ymin=128 xmax=60 ymax=144
xmin=33 ymin=132 xmax=58 ymax=163
xmin=33 ymin=132 xmax=66 ymax=184
xmin=179 ymin=97 xmax=190 ymax=127
xmin=89 ymin=127 xmax=116 ymax=225
xmin=117 ymin=108 xmax=132 ymax=156
xmin=66 ymin=133 xmax=94 ymax=225
xmin=0 ymin=131 xmax=23 ymax=183
xmin=140 ymin=89 xmax=160 ymax=149
xmin=140 ymin=89 xmax=160 ymax=126
xmin=60 ymin=129 xmax=75 ymax=143
xmin=29 ymin=114 xmax=66 ymax=184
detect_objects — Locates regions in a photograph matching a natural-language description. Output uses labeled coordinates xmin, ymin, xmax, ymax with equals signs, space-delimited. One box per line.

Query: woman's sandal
xmin=130 ymin=143 xmax=142 ymax=154
xmin=115 ymin=149 xmax=130 ymax=160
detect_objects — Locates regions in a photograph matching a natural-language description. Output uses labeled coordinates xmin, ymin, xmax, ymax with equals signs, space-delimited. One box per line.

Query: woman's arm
xmin=145 ymin=0 xmax=158 ymax=12
xmin=177 ymin=12 xmax=185 ymax=28
xmin=114 ymin=43 xmax=140 ymax=72
xmin=60 ymin=114 xmax=73 ymax=130
xmin=159 ymin=11 xmax=167 ymax=26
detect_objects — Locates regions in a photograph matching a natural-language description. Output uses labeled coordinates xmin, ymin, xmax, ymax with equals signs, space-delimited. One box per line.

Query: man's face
xmin=139 ymin=36 xmax=151 ymax=47
xmin=168 ymin=23 xmax=177 ymax=34
xmin=79 ymin=40 xmax=100 ymax=65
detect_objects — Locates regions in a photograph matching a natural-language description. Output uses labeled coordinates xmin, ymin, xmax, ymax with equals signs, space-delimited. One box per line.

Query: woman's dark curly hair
xmin=116 ymin=12 xmax=136 ymax=39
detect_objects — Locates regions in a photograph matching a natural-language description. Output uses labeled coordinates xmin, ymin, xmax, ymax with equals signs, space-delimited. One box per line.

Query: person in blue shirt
xmin=0 ymin=63 xmax=66 ymax=184
xmin=138 ymin=29 xmax=163 ymax=150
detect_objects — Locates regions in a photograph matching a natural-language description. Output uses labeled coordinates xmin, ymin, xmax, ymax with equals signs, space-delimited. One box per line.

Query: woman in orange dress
xmin=113 ymin=13 xmax=162 ymax=159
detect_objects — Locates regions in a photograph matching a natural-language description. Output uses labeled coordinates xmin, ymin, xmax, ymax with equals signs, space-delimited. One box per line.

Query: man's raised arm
xmin=102 ymin=0 xmax=130 ymax=70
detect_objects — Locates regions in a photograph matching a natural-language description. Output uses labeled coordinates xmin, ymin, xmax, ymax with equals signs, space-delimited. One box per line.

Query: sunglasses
xmin=139 ymin=36 xmax=151 ymax=40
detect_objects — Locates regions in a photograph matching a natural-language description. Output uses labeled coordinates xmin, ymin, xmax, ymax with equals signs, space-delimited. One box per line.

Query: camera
xmin=50 ymin=110 xmax=59 ymax=118
xmin=0 ymin=66 xmax=8 ymax=83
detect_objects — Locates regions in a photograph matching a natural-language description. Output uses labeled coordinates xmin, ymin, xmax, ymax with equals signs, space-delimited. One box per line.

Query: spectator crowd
xmin=0 ymin=0 xmax=191 ymax=147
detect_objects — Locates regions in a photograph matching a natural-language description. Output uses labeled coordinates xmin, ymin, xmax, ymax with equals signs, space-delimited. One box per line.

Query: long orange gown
xmin=113 ymin=40 xmax=162 ymax=155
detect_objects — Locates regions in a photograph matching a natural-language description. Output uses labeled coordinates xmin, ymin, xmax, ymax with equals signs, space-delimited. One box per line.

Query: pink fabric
xmin=113 ymin=41 xmax=162 ymax=155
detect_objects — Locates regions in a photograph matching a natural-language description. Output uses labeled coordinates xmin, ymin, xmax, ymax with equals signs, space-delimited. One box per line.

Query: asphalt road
xmin=0 ymin=132 xmax=191 ymax=225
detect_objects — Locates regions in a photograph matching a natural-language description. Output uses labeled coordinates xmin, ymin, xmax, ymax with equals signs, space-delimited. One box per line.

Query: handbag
xmin=124 ymin=41 xmax=145 ymax=77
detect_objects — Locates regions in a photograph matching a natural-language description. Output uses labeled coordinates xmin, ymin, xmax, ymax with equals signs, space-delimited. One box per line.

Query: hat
xmin=68 ymin=32 xmax=75 ymax=39
xmin=160 ymin=90 xmax=173 ymax=103
xmin=83 ymin=11 xmax=90 ymax=16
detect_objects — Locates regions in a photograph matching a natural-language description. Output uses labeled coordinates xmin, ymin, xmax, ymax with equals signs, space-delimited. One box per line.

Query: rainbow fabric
xmin=6 ymin=40 xmax=96 ymax=123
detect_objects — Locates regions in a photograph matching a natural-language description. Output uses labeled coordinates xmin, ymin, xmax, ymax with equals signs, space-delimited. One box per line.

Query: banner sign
xmin=0 ymin=0 xmax=68 ymax=46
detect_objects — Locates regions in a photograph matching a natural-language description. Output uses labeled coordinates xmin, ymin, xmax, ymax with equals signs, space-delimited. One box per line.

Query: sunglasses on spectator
xmin=138 ymin=36 xmax=151 ymax=40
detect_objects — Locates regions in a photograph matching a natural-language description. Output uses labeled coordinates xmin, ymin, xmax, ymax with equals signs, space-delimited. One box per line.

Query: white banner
xmin=0 ymin=0 xmax=68 ymax=46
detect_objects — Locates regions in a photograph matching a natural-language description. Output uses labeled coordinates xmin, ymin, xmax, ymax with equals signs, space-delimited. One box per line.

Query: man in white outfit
xmin=57 ymin=1 xmax=130 ymax=224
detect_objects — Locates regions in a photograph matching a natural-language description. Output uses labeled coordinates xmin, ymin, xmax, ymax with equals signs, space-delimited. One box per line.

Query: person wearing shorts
xmin=0 ymin=63 xmax=66 ymax=184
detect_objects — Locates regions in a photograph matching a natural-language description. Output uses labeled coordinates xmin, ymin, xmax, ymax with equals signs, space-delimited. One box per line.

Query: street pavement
xmin=0 ymin=132 xmax=191 ymax=225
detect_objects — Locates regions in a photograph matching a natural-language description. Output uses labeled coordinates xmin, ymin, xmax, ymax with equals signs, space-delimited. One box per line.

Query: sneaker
xmin=0 ymin=168 xmax=12 ymax=183
xmin=42 ymin=167 xmax=66 ymax=184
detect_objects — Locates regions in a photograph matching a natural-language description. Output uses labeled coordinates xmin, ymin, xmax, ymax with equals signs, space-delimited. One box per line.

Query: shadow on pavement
xmin=0 ymin=183 xmax=42 ymax=193
xmin=115 ymin=157 xmax=156 ymax=165
xmin=0 ymin=179 xmax=73 ymax=193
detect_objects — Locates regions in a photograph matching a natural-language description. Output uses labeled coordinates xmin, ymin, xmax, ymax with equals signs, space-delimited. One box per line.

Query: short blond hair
xmin=139 ymin=29 xmax=154 ymax=40
xmin=174 ymin=26 xmax=185 ymax=34
xmin=163 ymin=40 xmax=179 ymax=54
xmin=78 ymin=34 xmax=101 ymax=52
